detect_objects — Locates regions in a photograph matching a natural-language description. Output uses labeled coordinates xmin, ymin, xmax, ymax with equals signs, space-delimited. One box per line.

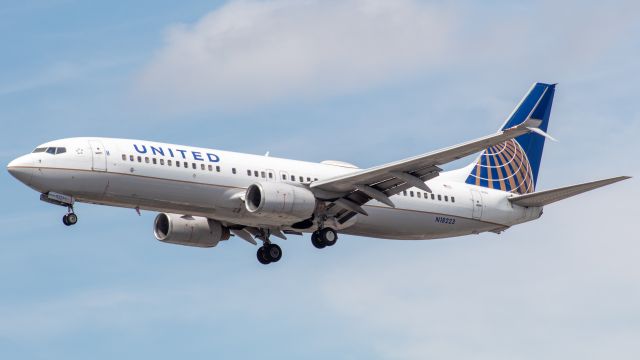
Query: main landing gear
xmin=62 ymin=207 xmax=78 ymax=226
xmin=257 ymin=243 xmax=282 ymax=265
xmin=311 ymin=227 xmax=338 ymax=249
xmin=256 ymin=230 xmax=282 ymax=265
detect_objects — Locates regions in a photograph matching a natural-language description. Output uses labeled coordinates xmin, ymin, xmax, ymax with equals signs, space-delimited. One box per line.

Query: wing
xmin=310 ymin=118 xmax=546 ymax=223
xmin=508 ymin=176 xmax=631 ymax=207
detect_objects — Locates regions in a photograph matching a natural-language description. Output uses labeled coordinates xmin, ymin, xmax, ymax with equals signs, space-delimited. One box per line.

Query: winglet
xmin=527 ymin=126 xmax=558 ymax=142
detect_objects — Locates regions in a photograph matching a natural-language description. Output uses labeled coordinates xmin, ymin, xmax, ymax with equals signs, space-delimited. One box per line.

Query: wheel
xmin=319 ymin=228 xmax=338 ymax=246
xmin=62 ymin=214 xmax=70 ymax=226
xmin=311 ymin=231 xmax=326 ymax=249
xmin=257 ymin=247 xmax=271 ymax=265
xmin=66 ymin=213 xmax=78 ymax=225
xmin=265 ymin=244 xmax=282 ymax=262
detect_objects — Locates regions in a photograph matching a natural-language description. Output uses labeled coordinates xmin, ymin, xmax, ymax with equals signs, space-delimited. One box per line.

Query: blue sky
xmin=1 ymin=0 xmax=639 ymax=359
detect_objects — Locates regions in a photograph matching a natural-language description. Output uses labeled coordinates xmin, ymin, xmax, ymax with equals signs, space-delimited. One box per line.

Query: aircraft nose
xmin=7 ymin=155 xmax=34 ymax=185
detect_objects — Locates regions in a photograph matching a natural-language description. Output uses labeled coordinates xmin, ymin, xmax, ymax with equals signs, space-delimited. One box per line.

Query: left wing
xmin=310 ymin=119 xmax=545 ymax=222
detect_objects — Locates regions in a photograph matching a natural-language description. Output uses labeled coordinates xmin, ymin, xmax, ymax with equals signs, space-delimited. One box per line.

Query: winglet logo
xmin=466 ymin=139 xmax=534 ymax=194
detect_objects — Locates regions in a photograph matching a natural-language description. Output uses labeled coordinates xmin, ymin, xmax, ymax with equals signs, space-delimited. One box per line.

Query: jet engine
xmin=153 ymin=213 xmax=230 ymax=248
xmin=245 ymin=182 xmax=317 ymax=223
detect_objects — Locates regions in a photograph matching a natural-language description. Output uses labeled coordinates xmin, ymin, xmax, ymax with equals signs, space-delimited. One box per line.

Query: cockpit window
xmin=38 ymin=147 xmax=67 ymax=155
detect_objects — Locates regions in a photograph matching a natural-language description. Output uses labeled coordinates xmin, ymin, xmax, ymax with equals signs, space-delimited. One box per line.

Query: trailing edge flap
xmin=508 ymin=176 xmax=630 ymax=207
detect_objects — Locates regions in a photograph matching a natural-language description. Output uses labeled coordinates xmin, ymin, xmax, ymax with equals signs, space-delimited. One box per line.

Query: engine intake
xmin=154 ymin=213 xmax=230 ymax=248
xmin=245 ymin=182 xmax=316 ymax=223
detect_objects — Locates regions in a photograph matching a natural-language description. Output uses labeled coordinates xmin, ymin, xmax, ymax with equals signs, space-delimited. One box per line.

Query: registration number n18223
xmin=435 ymin=217 xmax=456 ymax=225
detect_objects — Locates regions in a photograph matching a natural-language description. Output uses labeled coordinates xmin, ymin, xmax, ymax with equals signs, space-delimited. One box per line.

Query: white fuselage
xmin=7 ymin=137 xmax=542 ymax=240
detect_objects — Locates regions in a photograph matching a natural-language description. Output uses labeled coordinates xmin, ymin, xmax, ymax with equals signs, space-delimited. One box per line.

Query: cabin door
xmin=470 ymin=189 xmax=484 ymax=219
xmin=88 ymin=140 xmax=107 ymax=171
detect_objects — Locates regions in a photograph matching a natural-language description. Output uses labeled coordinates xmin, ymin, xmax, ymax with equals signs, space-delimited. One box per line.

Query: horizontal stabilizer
xmin=509 ymin=176 xmax=631 ymax=207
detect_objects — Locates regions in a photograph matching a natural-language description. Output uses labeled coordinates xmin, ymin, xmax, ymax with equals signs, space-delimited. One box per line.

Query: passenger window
xmin=291 ymin=175 xmax=295 ymax=181
xmin=232 ymin=168 xmax=237 ymax=174
xmin=307 ymin=177 xmax=311 ymax=182
xmin=56 ymin=147 xmax=66 ymax=154
xmin=168 ymin=160 xmax=172 ymax=166
xmin=282 ymin=174 xmax=287 ymax=180
xmin=417 ymin=192 xmax=421 ymax=198
xmin=438 ymin=195 xmax=442 ymax=201
xmin=122 ymin=154 xmax=126 ymax=161
xmin=268 ymin=173 xmax=273 ymax=179
xmin=444 ymin=196 xmax=449 ymax=202
xmin=152 ymin=158 xmax=157 ymax=164
xmin=145 ymin=157 xmax=149 ymax=163
xmin=192 ymin=163 xmax=196 ymax=169
xmin=314 ymin=178 xmax=318 ymax=181
xmin=130 ymin=155 xmax=134 ymax=161
xmin=160 ymin=159 xmax=165 ymax=165
xmin=431 ymin=194 xmax=435 ymax=200
xmin=261 ymin=171 xmax=266 ymax=178
xmin=183 ymin=162 xmax=188 ymax=168
xmin=299 ymin=176 xmax=303 ymax=182
xmin=201 ymin=164 xmax=205 ymax=170
xmin=451 ymin=197 xmax=455 ymax=203
xmin=254 ymin=171 xmax=259 ymax=177
xmin=403 ymin=190 xmax=407 ymax=196
xmin=216 ymin=166 xmax=220 ymax=172
xmin=46 ymin=147 xmax=56 ymax=154
xmin=176 ymin=161 xmax=180 ymax=167
xmin=247 ymin=170 xmax=252 ymax=176
xmin=208 ymin=165 xmax=213 ymax=171
xmin=424 ymin=192 xmax=428 ymax=198
xmin=137 ymin=156 xmax=142 ymax=162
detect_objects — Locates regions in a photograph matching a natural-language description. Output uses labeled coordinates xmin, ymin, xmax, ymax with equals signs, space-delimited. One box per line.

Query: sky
xmin=1 ymin=0 xmax=639 ymax=359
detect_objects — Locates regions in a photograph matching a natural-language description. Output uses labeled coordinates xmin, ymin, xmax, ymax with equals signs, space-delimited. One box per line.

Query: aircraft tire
xmin=257 ymin=246 xmax=271 ymax=265
xmin=266 ymin=244 xmax=282 ymax=262
xmin=66 ymin=213 xmax=78 ymax=225
xmin=311 ymin=231 xmax=326 ymax=249
xmin=319 ymin=228 xmax=337 ymax=246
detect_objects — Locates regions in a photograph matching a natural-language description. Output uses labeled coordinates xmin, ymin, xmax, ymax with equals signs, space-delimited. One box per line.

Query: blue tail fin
xmin=465 ymin=83 xmax=555 ymax=194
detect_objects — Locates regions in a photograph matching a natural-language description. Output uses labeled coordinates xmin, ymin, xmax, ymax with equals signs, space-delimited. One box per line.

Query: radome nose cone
xmin=7 ymin=156 xmax=34 ymax=185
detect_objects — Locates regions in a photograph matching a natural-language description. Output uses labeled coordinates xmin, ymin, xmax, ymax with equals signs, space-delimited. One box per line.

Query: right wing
xmin=508 ymin=176 xmax=631 ymax=207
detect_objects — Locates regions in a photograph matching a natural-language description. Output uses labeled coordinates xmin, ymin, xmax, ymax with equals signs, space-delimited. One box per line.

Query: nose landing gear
xmin=62 ymin=208 xmax=78 ymax=226
xmin=40 ymin=192 xmax=77 ymax=226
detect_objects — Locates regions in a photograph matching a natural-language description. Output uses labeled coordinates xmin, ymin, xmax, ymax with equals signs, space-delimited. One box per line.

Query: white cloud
xmin=134 ymin=0 xmax=639 ymax=113
xmin=134 ymin=0 xmax=456 ymax=109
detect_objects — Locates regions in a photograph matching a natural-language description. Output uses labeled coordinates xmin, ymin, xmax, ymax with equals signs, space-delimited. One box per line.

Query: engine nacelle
xmin=153 ymin=213 xmax=230 ymax=248
xmin=245 ymin=182 xmax=317 ymax=223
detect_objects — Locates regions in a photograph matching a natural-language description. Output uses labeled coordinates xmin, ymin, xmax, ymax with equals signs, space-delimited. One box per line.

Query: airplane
xmin=6 ymin=83 xmax=630 ymax=264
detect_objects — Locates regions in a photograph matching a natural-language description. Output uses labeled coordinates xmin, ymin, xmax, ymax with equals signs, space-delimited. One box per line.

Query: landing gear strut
xmin=62 ymin=206 xmax=78 ymax=226
xmin=311 ymin=227 xmax=338 ymax=249
xmin=256 ymin=230 xmax=282 ymax=265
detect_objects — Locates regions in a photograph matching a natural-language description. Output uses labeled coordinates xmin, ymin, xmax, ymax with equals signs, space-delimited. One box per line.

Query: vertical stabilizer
xmin=465 ymin=83 xmax=555 ymax=194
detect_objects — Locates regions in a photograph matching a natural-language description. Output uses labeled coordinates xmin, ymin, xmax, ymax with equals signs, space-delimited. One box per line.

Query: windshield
xmin=34 ymin=147 xmax=67 ymax=155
